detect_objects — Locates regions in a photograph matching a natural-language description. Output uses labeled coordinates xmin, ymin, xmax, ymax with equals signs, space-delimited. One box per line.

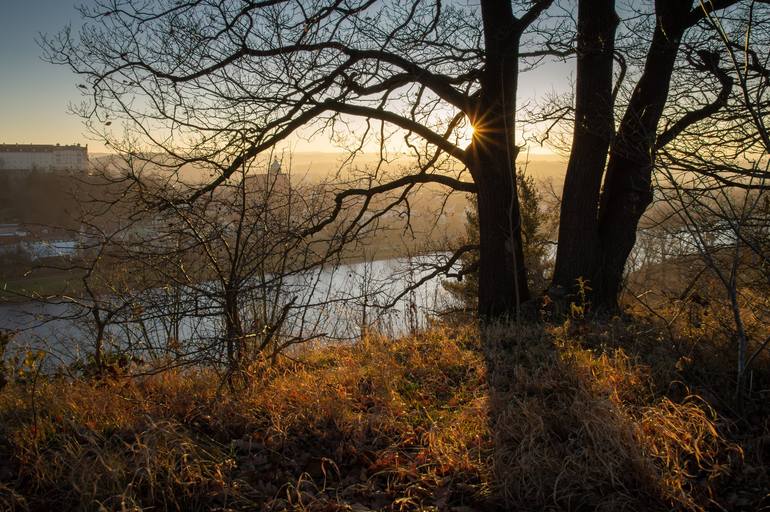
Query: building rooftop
xmin=0 ymin=143 xmax=87 ymax=153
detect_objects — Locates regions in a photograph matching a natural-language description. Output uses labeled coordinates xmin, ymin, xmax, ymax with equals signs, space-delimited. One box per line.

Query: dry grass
xmin=483 ymin=322 xmax=744 ymax=512
xmin=0 ymin=326 xmax=492 ymax=511
xmin=625 ymin=266 xmax=770 ymax=406
xmin=0 ymin=320 xmax=767 ymax=511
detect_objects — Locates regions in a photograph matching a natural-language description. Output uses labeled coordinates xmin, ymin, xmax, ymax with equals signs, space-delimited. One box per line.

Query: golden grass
xmin=0 ymin=326 xmax=492 ymax=511
xmin=0 ymin=320 xmax=764 ymax=511
xmin=483 ymin=322 xmax=741 ymax=511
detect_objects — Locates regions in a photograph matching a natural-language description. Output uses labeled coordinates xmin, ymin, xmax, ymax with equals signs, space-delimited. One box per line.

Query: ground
xmin=0 ymin=312 xmax=768 ymax=511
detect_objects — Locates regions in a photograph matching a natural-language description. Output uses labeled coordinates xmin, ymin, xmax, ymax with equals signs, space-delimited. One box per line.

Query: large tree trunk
xmin=551 ymin=0 xmax=618 ymax=299
xmin=594 ymin=0 xmax=690 ymax=310
xmin=471 ymin=150 xmax=530 ymax=319
xmin=471 ymin=1 xmax=530 ymax=320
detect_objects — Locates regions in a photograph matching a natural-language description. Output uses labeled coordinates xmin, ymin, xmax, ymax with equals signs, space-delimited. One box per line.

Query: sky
xmin=0 ymin=1 xmax=97 ymax=149
xmin=0 ymin=0 xmax=569 ymax=157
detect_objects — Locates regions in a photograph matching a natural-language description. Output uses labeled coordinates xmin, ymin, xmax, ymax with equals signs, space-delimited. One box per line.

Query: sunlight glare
xmin=459 ymin=118 xmax=476 ymax=146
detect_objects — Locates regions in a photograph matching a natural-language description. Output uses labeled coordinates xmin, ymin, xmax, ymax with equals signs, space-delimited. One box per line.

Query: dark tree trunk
xmin=91 ymin=306 xmax=109 ymax=375
xmin=594 ymin=0 xmax=690 ymax=310
xmin=224 ymin=286 xmax=243 ymax=368
xmin=470 ymin=1 xmax=530 ymax=320
xmin=551 ymin=0 xmax=618 ymax=299
xmin=471 ymin=150 xmax=530 ymax=319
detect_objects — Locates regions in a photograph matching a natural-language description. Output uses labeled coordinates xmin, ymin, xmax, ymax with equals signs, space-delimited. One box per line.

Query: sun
xmin=459 ymin=119 xmax=476 ymax=146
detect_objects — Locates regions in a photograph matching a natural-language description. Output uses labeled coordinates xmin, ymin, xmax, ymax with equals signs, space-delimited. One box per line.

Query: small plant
xmin=70 ymin=350 xmax=143 ymax=379
xmin=569 ymin=276 xmax=592 ymax=320
xmin=1 ymin=333 xmax=45 ymax=388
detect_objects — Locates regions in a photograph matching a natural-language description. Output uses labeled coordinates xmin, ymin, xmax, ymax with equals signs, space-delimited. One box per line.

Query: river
xmin=0 ymin=255 xmax=458 ymax=370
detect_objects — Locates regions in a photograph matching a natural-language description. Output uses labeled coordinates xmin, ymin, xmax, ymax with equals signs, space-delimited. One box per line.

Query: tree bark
xmin=470 ymin=1 xmax=530 ymax=320
xmin=594 ymin=0 xmax=691 ymax=310
xmin=471 ymin=151 xmax=530 ymax=319
xmin=551 ymin=0 xmax=618 ymax=300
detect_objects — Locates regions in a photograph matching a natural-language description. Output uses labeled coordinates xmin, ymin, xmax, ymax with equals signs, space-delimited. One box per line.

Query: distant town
xmin=0 ymin=143 xmax=472 ymax=300
xmin=0 ymin=144 xmax=89 ymax=263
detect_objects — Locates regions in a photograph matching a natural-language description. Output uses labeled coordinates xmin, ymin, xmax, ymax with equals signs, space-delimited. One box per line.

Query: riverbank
xmin=0 ymin=266 xmax=85 ymax=303
xmin=0 ymin=244 xmax=445 ymax=305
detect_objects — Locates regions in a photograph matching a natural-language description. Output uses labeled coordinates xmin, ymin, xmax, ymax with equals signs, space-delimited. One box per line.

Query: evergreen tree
xmin=445 ymin=171 xmax=552 ymax=312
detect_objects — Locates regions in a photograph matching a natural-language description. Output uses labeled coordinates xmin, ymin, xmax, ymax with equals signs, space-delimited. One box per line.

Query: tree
xmin=71 ymin=154 xmax=355 ymax=384
xmin=550 ymin=0 xmax=617 ymax=305
xmin=44 ymin=0 xmax=770 ymax=322
xmin=444 ymin=170 xmax=554 ymax=314
xmin=651 ymin=5 xmax=770 ymax=401
xmin=124 ymin=161 xmax=318 ymax=384
xmin=44 ymin=0 xmax=557 ymax=320
xmin=550 ymin=0 xmax=770 ymax=311
xmin=655 ymin=164 xmax=770 ymax=403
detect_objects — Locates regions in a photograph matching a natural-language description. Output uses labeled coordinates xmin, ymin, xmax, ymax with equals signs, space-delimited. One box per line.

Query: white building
xmin=22 ymin=239 xmax=78 ymax=260
xmin=0 ymin=223 xmax=79 ymax=260
xmin=0 ymin=144 xmax=88 ymax=172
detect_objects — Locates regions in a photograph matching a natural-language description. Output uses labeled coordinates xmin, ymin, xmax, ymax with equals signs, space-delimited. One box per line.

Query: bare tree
xmin=42 ymin=0 xmax=564 ymax=320
xmin=92 ymin=154 xmax=367 ymax=382
xmin=547 ymin=0 xmax=770 ymax=311
xmin=650 ymin=2 xmax=770 ymax=401
xmin=655 ymin=166 xmax=770 ymax=403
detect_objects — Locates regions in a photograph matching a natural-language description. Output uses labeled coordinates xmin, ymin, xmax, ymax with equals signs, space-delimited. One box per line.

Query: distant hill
xmin=88 ymin=151 xmax=566 ymax=185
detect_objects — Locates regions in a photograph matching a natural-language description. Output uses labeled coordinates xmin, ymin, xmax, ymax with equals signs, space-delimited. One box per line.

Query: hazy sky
xmin=0 ymin=1 xmax=569 ymax=156
xmin=0 ymin=1 xmax=94 ymax=148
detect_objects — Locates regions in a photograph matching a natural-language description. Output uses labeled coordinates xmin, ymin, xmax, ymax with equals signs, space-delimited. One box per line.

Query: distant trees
xmin=0 ymin=171 xmax=80 ymax=228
